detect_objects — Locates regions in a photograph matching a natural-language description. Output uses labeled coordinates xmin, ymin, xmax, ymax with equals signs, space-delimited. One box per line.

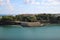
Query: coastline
xmin=0 ymin=14 xmax=60 ymax=27
xmin=20 ymin=22 xmax=45 ymax=27
xmin=0 ymin=21 xmax=60 ymax=27
xmin=0 ymin=21 xmax=45 ymax=27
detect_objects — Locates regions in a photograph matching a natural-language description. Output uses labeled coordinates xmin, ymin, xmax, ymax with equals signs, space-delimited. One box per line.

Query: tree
xmin=26 ymin=16 xmax=37 ymax=22
xmin=57 ymin=16 xmax=60 ymax=20
xmin=35 ymin=14 xmax=48 ymax=21
xmin=16 ymin=15 xmax=25 ymax=21
xmin=1 ymin=16 xmax=14 ymax=22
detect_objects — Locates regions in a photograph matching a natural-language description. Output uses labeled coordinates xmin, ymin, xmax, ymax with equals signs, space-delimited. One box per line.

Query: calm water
xmin=0 ymin=24 xmax=60 ymax=40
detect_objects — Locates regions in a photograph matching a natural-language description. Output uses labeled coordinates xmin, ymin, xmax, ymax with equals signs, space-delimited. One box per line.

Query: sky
xmin=0 ymin=0 xmax=60 ymax=15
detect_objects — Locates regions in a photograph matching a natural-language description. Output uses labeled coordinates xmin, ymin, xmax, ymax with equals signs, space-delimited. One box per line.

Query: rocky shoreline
xmin=0 ymin=14 xmax=60 ymax=27
xmin=0 ymin=21 xmax=45 ymax=27
xmin=20 ymin=22 xmax=45 ymax=27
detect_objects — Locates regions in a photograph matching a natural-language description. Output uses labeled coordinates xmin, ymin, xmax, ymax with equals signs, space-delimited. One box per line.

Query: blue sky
xmin=0 ymin=0 xmax=60 ymax=15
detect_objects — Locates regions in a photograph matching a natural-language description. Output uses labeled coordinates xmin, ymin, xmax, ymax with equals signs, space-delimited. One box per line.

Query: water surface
xmin=0 ymin=24 xmax=60 ymax=40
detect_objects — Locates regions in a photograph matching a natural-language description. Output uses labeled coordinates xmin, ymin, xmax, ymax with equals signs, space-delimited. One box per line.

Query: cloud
xmin=0 ymin=0 xmax=14 ymax=11
xmin=24 ymin=0 xmax=60 ymax=5
xmin=48 ymin=0 xmax=60 ymax=2
xmin=24 ymin=0 xmax=40 ymax=5
xmin=47 ymin=0 xmax=60 ymax=5
xmin=0 ymin=0 xmax=14 ymax=15
xmin=6 ymin=0 xmax=14 ymax=11
xmin=0 ymin=0 xmax=3 ymax=6
xmin=38 ymin=0 xmax=60 ymax=6
xmin=24 ymin=0 xmax=30 ymax=4
xmin=31 ymin=1 xmax=40 ymax=5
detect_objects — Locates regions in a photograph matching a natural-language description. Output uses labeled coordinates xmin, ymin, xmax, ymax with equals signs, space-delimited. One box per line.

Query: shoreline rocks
xmin=0 ymin=21 xmax=45 ymax=27
xmin=20 ymin=22 xmax=45 ymax=27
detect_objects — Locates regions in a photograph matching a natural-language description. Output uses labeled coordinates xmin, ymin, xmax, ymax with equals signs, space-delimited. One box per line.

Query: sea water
xmin=0 ymin=24 xmax=60 ymax=40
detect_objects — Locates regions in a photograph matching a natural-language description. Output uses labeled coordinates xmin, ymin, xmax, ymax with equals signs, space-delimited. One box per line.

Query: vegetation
xmin=0 ymin=14 xmax=60 ymax=24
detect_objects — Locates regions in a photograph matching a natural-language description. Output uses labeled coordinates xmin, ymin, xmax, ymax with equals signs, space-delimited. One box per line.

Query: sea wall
xmin=20 ymin=22 xmax=44 ymax=27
